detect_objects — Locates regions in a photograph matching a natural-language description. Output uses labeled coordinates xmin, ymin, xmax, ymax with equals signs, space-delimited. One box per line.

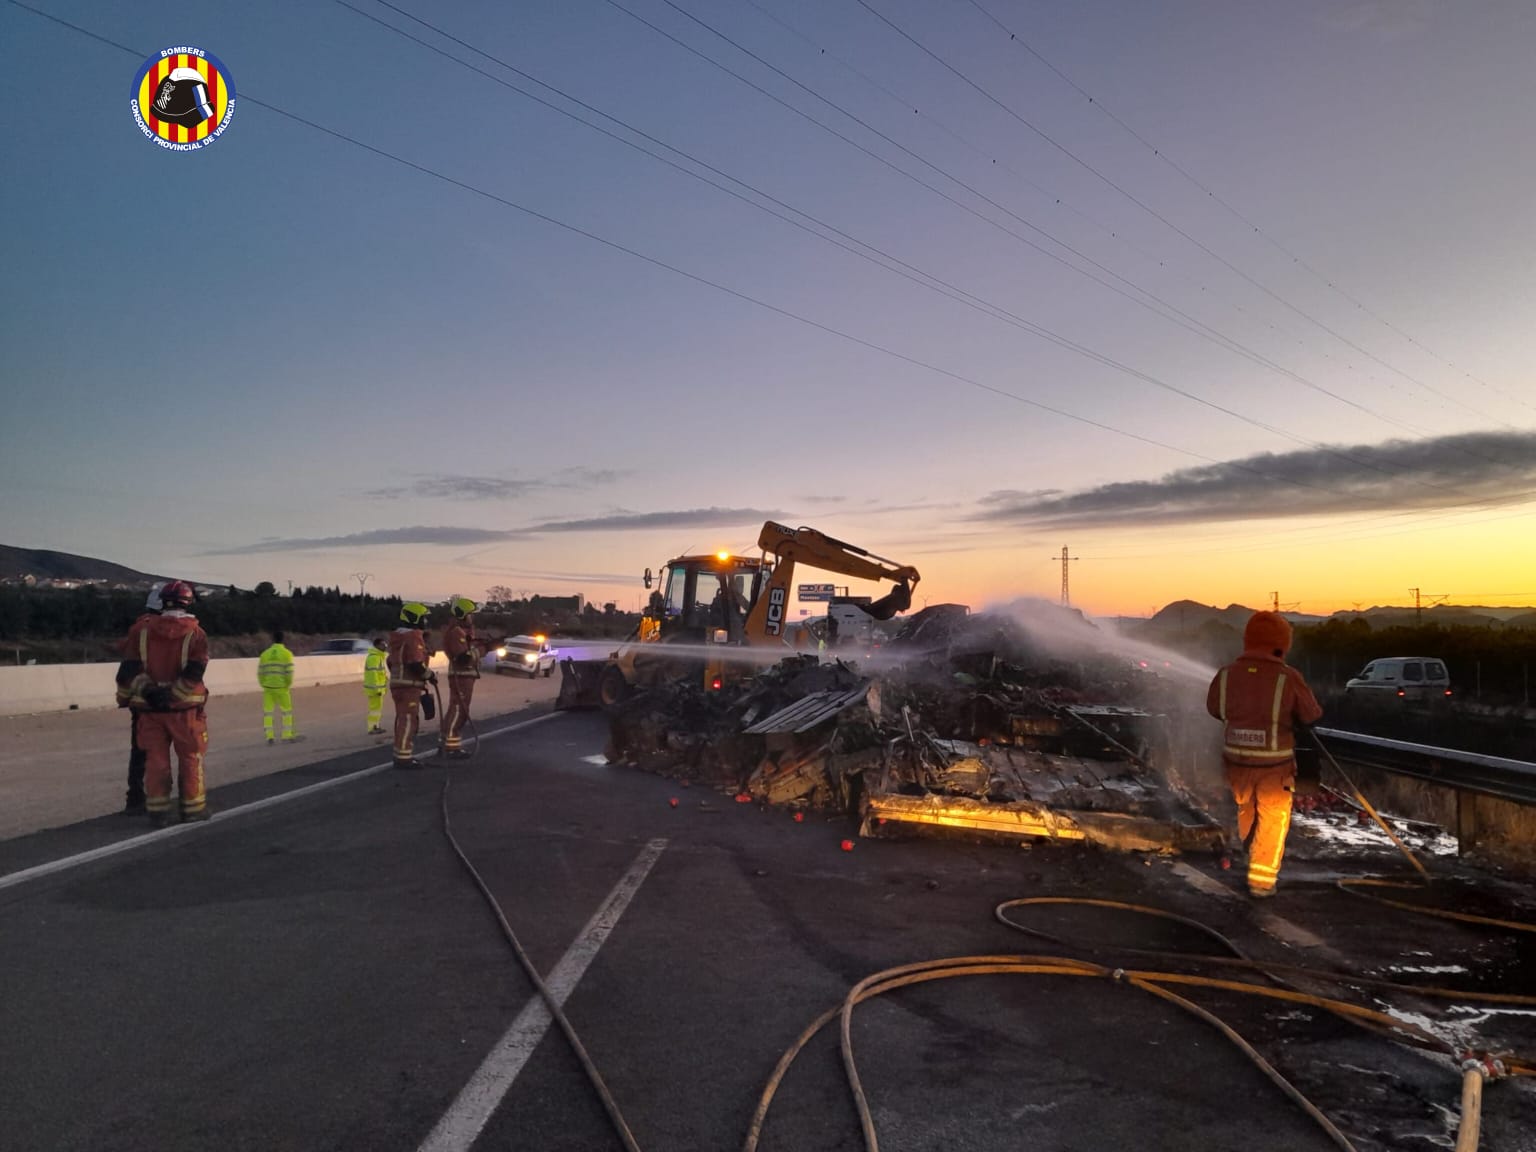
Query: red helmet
xmin=160 ymin=580 xmax=195 ymax=609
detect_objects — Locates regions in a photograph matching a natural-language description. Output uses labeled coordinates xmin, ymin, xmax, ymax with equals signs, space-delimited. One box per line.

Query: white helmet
xmin=145 ymin=582 xmax=165 ymax=612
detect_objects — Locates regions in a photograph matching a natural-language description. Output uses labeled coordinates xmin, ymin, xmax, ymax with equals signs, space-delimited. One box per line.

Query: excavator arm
xmin=744 ymin=522 xmax=921 ymax=641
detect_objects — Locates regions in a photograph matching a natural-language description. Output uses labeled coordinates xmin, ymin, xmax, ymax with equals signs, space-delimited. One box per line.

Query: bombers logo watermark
xmin=131 ymin=46 xmax=235 ymax=151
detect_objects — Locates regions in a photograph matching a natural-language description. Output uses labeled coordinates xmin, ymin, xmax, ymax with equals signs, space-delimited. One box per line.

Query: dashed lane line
xmin=0 ymin=713 xmax=560 ymax=893
xmin=1169 ymin=860 xmax=1241 ymax=901
xmin=417 ymin=837 xmax=669 ymax=1152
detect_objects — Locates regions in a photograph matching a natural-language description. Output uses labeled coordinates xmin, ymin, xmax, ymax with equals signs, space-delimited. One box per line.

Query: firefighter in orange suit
xmin=1206 ymin=610 xmax=1323 ymax=898
xmin=440 ymin=595 xmax=487 ymax=760
xmin=388 ymin=602 xmax=433 ymax=769
xmin=114 ymin=580 xmax=210 ymax=827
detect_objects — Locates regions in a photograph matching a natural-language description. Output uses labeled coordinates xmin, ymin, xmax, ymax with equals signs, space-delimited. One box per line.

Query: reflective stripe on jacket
xmin=120 ymin=612 xmax=209 ymax=710
xmin=442 ymin=620 xmax=481 ymax=680
xmin=257 ymin=643 xmax=295 ymax=689
xmin=363 ymin=649 xmax=389 ymax=690
xmin=388 ymin=627 xmax=429 ymax=688
xmin=1206 ymin=651 xmax=1323 ymax=767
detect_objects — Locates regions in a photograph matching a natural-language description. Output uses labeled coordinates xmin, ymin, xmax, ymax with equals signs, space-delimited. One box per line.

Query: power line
xmin=2 ymin=0 xmax=1290 ymax=486
xmin=343 ymin=0 xmax=1460 ymax=494
xmin=9 ymin=0 xmax=1514 ymax=540
xmin=738 ymin=0 xmax=1350 ymax=371
xmin=852 ymin=0 xmax=1521 ymax=432
xmin=962 ymin=0 xmax=1536 ymax=422
xmin=597 ymin=0 xmax=1507 ymax=485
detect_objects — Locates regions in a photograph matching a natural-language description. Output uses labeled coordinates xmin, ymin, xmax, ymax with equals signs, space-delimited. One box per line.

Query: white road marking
xmin=0 ymin=713 xmax=560 ymax=892
xmin=1167 ymin=861 xmax=1343 ymax=957
xmin=1168 ymin=861 xmax=1241 ymax=901
xmin=418 ymin=838 xmax=668 ymax=1152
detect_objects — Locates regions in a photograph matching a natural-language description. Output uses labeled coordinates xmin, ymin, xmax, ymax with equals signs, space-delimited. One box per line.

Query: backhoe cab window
xmin=663 ymin=566 xmax=689 ymax=618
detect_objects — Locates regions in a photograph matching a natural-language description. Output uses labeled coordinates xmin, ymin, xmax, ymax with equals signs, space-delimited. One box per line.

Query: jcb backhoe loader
xmin=556 ymin=522 xmax=920 ymax=708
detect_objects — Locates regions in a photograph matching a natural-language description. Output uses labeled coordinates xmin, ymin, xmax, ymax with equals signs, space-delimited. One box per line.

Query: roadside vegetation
xmin=0 ymin=585 xmax=642 ymax=664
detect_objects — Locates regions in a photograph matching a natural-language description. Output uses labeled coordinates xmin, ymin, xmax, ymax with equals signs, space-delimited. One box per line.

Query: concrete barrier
xmin=0 ymin=653 xmax=450 ymax=717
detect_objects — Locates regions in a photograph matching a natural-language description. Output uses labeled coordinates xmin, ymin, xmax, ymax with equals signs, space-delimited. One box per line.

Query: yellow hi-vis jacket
xmin=257 ymin=643 xmax=295 ymax=689
xmin=363 ymin=648 xmax=389 ymax=690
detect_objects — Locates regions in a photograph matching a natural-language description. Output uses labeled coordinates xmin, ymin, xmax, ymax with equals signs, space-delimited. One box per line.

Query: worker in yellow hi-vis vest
xmin=363 ymin=636 xmax=389 ymax=735
xmin=257 ymin=630 xmax=297 ymax=744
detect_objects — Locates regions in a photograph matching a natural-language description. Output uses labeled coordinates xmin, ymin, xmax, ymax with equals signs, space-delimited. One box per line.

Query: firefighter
xmin=1206 ymin=610 xmax=1323 ymax=898
xmin=257 ymin=629 xmax=297 ymax=743
xmin=363 ymin=636 xmax=389 ymax=735
xmin=388 ymin=602 xmax=433 ymax=769
xmin=440 ymin=595 xmax=485 ymax=760
xmin=114 ymin=580 xmax=210 ymax=827
xmin=120 ymin=583 xmax=163 ymax=812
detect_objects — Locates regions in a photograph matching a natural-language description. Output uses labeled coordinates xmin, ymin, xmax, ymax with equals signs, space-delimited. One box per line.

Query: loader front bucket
xmin=556 ymin=658 xmax=608 ymax=710
xmin=862 ymin=580 xmax=914 ymax=621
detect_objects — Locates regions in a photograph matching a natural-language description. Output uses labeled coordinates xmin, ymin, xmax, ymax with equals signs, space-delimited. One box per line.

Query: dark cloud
xmin=367 ymin=468 xmax=628 ymax=501
xmin=207 ymin=526 xmax=519 ymax=555
xmin=975 ymin=431 xmax=1536 ymax=529
xmin=368 ymin=476 xmax=544 ymax=501
xmin=529 ymin=507 xmax=781 ymax=533
xmin=207 ymin=507 xmax=782 ymax=555
xmin=455 ymin=565 xmax=640 ymax=585
xmin=553 ymin=466 xmax=633 ymax=488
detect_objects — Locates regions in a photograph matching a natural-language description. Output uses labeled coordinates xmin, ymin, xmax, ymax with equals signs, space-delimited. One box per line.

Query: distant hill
xmin=0 ymin=545 xmax=167 ymax=585
xmin=1147 ymin=600 xmax=1254 ymax=630
xmin=1146 ymin=600 xmax=1535 ymax=630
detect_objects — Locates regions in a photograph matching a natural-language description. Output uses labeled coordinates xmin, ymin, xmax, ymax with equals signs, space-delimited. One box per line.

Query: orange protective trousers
xmin=442 ymin=676 xmax=475 ymax=752
xmin=136 ymin=710 xmax=208 ymax=817
xmin=391 ymin=686 xmax=421 ymax=761
xmin=1227 ymin=761 xmax=1295 ymax=894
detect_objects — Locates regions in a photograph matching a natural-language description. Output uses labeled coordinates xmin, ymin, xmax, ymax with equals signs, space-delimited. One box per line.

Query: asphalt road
xmin=3 ymin=703 xmax=1535 ymax=1151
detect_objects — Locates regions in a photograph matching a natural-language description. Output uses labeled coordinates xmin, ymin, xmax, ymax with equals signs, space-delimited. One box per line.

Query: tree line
xmin=0 ymin=584 xmax=642 ymax=660
xmin=1136 ymin=615 xmax=1536 ymax=706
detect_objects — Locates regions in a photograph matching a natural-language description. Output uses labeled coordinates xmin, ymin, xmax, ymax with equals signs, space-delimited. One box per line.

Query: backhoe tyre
xmin=599 ymin=663 xmax=629 ymax=707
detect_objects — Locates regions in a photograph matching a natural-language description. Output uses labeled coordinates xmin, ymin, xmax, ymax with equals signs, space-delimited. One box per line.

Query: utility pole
xmin=1055 ymin=545 xmax=1079 ymax=607
xmin=1409 ymin=587 xmax=1447 ymax=623
xmin=350 ymin=572 xmax=373 ymax=597
xmin=1271 ymin=591 xmax=1279 ymax=612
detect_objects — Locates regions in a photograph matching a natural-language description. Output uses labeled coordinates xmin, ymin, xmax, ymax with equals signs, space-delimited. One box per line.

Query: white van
xmin=1345 ymin=657 xmax=1452 ymax=701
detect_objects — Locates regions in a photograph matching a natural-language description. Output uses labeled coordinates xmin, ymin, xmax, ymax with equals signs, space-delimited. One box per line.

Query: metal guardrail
xmin=1313 ymin=726 xmax=1536 ymax=807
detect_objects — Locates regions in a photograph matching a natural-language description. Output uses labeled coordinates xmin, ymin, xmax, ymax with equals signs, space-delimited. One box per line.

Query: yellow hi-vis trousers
xmin=1226 ymin=761 xmax=1295 ymax=895
xmin=365 ymin=689 xmax=386 ymax=731
xmin=262 ymin=688 xmax=295 ymax=741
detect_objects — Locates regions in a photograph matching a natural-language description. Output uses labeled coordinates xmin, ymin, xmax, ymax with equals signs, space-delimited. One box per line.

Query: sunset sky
xmin=2 ymin=0 xmax=1533 ymax=618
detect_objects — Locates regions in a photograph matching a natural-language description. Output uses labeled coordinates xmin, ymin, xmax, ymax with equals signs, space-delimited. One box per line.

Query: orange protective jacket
xmin=442 ymin=620 xmax=481 ymax=679
xmin=388 ymin=627 xmax=429 ymax=689
xmin=1206 ymin=650 xmax=1322 ymax=767
xmin=115 ymin=611 xmax=209 ymax=711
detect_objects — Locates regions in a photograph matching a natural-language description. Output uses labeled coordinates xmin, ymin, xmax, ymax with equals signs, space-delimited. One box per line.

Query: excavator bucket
xmin=556 ymin=658 xmax=607 ymax=710
xmin=861 ymin=580 xmax=913 ymax=621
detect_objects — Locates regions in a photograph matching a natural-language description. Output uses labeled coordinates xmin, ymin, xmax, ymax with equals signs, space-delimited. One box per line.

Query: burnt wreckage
xmin=605 ymin=603 xmax=1226 ymax=854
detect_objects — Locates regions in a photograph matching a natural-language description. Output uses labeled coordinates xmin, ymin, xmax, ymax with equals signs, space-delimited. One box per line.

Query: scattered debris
xmin=603 ymin=605 xmax=1224 ymax=854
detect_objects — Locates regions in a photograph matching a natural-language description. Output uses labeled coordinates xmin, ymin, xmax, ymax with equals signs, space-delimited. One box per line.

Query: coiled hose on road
xmin=435 ymin=727 xmax=1536 ymax=1152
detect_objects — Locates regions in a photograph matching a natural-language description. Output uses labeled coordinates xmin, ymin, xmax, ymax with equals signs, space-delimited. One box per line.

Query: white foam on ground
xmin=1291 ymin=811 xmax=1459 ymax=856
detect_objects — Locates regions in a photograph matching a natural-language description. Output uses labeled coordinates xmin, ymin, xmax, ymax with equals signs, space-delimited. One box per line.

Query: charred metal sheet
xmin=862 ymin=791 xmax=1224 ymax=853
xmin=743 ymin=683 xmax=871 ymax=734
xmin=750 ymin=748 xmax=829 ymax=805
xmin=861 ymin=793 xmax=1086 ymax=841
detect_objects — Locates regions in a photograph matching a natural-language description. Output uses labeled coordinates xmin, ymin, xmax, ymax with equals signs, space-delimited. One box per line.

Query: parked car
xmin=1344 ymin=656 xmax=1452 ymax=702
xmin=305 ymin=637 xmax=376 ymax=655
xmin=495 ymin=634 xmax=557 ymax=677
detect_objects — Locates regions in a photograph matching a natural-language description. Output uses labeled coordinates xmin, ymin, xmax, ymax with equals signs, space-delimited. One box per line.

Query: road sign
xmin=797 ymin=583 xmax=835 ymax=602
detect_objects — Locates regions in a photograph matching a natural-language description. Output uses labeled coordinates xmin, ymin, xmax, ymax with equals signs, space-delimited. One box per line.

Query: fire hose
xmin=434 ymin=722 xmax=1535 ymax=1152
xmin=743 ymin=897 xmax=1536 ymax=1152
xmin=424 ymin=674 xmax=481 ymax=762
